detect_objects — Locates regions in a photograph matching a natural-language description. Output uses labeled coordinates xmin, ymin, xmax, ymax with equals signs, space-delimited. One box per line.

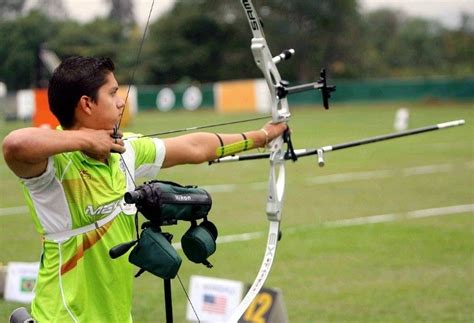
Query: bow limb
xmin=228 ymin=221 xmax=280 ymax=321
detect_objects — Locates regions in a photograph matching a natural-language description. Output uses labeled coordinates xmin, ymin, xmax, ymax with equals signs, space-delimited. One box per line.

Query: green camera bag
xmin=128 ymin=226 xmax=182 ymax=279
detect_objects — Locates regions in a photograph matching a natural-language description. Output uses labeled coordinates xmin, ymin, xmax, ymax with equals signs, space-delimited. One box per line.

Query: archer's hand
xmin=80 ymin=128 xmax=126 ymax=159
xmin=261 ymin=122 xmax=289 ymax=142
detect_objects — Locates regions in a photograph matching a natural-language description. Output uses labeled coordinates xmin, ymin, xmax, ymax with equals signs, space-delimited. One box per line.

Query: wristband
xmin=260 ymin=128 xmax=269 ymax=147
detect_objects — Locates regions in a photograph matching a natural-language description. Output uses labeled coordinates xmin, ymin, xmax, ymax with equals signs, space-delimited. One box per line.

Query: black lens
xmin=124 ymin=190 xmax=142 ymax=204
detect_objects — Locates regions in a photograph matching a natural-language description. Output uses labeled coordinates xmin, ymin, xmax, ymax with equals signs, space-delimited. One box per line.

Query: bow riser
xmin=251 ymin=39 xmax=291 ymax=123
xmin=242 ymin=0 xmax=290 ymax=124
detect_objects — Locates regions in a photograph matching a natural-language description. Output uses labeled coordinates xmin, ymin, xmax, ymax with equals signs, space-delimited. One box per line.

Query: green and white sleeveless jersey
xmin=20 ymin=134 xmax=165 ymax=322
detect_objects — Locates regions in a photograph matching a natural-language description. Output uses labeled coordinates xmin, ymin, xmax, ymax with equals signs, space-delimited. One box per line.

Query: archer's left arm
xmin=162 ymin=122 xmax=287 ymax=168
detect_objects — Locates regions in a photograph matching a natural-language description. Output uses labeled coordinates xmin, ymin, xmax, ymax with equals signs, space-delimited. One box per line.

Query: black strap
xmin=215 ymin=133 xmax=224 ymax=157
xmin=241 ymin=133 xmax=249 ymax=151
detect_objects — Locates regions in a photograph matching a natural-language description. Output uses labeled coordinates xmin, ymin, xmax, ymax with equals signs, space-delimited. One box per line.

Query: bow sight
xmin=276 ymin=68 xmax=336 ymax=110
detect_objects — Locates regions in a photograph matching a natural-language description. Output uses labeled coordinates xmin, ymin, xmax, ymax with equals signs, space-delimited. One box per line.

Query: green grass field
xmin=0 ymin=101 xmax=473 ymax=322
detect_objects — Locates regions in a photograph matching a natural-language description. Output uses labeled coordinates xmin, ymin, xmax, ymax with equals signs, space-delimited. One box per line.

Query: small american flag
xmin=202 ymin=293 xmax=228 ymax=314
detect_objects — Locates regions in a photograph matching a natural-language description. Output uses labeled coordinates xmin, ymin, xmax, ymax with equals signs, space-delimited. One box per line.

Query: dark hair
xmin=48 ymin=56 xmax=115 ymax=128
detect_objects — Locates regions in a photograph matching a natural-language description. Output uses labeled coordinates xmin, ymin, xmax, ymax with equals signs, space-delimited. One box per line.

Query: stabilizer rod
xmin=209 ymin=120 xmax=465 ymax=165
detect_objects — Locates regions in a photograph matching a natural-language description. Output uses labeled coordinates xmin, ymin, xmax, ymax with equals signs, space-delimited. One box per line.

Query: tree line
xmin=0 ymin=0 xmax=472 ymax=90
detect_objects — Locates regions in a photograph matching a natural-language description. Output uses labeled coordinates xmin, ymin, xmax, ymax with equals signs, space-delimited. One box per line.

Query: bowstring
xmin=114 ymin=0 xmax=155 ymax=134
xmin=124 ymin=114 xmax=271 ymax=140
xmin=117 ymin=0 xmax=153 ymax=222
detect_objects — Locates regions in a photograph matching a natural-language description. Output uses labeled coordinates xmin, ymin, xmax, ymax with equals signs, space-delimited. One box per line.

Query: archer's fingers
xmin=111 ymin=143 xmax=126 ymax=154
xmin=110 ymin=133 xmax=125 ymax=153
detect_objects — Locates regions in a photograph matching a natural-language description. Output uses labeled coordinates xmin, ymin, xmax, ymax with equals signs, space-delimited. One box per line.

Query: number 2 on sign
xmin=243 ymin=292 xmax=273 ymax=322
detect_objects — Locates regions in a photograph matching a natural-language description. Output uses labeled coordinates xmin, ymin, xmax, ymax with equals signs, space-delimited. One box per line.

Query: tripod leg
xmin=164 ymin=278 xmax=173 ymax=323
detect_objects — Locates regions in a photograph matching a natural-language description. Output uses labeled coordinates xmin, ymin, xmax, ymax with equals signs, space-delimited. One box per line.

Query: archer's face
xmin=89 ymin=72 xmax=125 ymax=130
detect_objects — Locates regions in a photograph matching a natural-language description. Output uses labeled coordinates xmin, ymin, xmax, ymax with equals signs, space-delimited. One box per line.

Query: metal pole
xmin=164 ymin=278 xmax=173 ymax=323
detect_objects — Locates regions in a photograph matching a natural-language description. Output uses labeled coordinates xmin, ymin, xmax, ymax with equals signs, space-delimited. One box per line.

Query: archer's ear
xmin=77 ymin=95 xmax=93 ymax=116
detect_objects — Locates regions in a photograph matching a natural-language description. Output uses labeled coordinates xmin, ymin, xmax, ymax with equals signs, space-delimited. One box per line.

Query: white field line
xmin=323 ymin=213 xmax=397 ymax=228
xmin=202 ymin=162 xmax=469 ymax=193
xmin=406 ymin=204 xmax=474 ymax=219
xmin=205 ymin=170 xmax=394 ymax=192
xmin=201 ymin=184 xmax=237 ymax=193
xmin=308 ymin=170 xmax=392 ymax=184
xmin=401 ymin=163 xmax=453 ymax=176
xmin=173 ymin=231 xmax=263 ymax=250
xmin=465 ymin=160 xmax=474 ymax=169
xmin=321 ymin=204 xmax=474 ymax=228
xmin=0 ymin=206 xmax=28 ymax=216
xmin=178 ymin=204 xmax=473 ymax=249
xmin=307 ymin=163 xmax=454 ymax=184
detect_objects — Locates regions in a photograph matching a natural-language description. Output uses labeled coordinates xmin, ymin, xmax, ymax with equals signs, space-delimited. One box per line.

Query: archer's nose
xmin=117 ymin=96 xmax=126 ymax=110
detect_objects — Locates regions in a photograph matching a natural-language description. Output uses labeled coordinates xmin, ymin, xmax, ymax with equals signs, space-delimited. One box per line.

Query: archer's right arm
xmin=2 ymin=127 xmax=125 ymax=178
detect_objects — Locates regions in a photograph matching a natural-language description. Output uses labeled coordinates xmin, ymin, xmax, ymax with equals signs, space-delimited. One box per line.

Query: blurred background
xmin=0 ymin=0 xmax=473 ymax=322
xmin=0 ymin=0 xmax=473 ymax=97
xmin=1 ymin=0 xmax=473 ymax=122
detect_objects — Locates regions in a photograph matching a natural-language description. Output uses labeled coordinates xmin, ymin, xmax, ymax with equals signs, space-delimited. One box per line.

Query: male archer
xmin=2 ymin=56 xmax=287 ymax=322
